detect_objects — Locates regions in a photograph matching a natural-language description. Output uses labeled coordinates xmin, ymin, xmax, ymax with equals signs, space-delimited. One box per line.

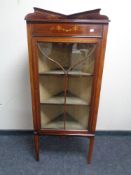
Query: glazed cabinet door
xmin=32 ymin=38 xmax=100 ymax=132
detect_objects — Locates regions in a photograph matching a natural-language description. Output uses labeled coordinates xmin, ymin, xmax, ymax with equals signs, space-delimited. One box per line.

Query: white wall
xmin=0 ymin=0 xmax=131 ymax=130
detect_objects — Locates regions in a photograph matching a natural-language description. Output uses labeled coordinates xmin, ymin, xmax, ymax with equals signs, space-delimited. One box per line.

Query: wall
xmin=0 ymin=0 xmax=131 ymax=130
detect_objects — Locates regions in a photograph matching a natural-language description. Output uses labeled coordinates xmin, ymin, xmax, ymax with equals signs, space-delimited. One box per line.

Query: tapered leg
xmin=87 ymin=136 xmax=94 ymax=164
xmin=34 ymin=132 xmax=39 ymax=161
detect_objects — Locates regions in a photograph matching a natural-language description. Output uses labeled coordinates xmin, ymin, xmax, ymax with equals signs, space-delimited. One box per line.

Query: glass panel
xmin=41 ymin=105 xmax=64 ymax=129
xmin=38 ymin=42 xmax=96 ymax=75
xmin=38 ymin=42 xmax=96 ymax=131
xmin=39 ymin=75 xmax=92 ymax=105
xmin=67 ymin=76 xmax=93 ymax=105
xmin=66 ymin=106 xmax=89 ymax=130
xmin=69 ymin=43 xmax=96 ymax=74
xmin=38 ymin=42 xmax=72 ymax=73
xmin=39 ymin=75 xmax=64 ymax=104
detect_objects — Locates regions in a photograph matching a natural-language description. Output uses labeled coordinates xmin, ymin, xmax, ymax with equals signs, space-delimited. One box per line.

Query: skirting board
xmin=0 ymin=130 xmax=131 ymax=136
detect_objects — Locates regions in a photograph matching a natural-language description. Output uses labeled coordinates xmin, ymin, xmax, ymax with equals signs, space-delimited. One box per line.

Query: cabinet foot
xmin=34 ymin=132 xmax=40 ymax=161
xmin=87 ymin=137 xmax=94 ymax=164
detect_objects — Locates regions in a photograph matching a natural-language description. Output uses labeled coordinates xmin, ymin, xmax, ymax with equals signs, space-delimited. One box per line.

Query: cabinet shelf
xmin=39 ymin=70 xmax=94 ymax=77
xmin=40 ymin=92 xmax=90 ymax=105
xmin=41 ymin=113 xmax=87 ymax=130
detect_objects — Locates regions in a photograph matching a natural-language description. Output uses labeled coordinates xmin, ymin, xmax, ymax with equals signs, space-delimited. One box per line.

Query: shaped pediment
xmin=25 ymin=8 xmax=109 ymax=23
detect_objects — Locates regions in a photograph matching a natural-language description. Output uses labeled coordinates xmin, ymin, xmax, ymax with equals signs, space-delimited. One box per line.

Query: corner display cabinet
xmin=25 ymin=8 xmax=109 ymax=163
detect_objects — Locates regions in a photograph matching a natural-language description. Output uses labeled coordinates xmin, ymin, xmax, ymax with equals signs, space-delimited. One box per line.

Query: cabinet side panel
xmin=27 ymin=23 xmax=39 ymax=131
xmin=89 ymin=25 xmax=109 ymax=133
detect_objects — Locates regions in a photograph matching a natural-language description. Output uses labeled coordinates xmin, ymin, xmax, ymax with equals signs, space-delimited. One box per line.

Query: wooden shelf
xmin=39 ymin=70 xmax=94 ymax=76
xmin=40 ymin=92 xmax=89 ymax=105
xmin=41 ymin=113 xmax=86 ymax=130
xmin=41 ymin=96 xmax=64 ymax=105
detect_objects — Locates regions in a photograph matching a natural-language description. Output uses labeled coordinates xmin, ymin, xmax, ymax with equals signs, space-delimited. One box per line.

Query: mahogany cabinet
xmin=25 ymin=8 xmax=109 ymax=163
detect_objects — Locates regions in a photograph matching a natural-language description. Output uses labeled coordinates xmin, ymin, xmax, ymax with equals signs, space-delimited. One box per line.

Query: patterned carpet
xmin=0 ymin=135 xmax=131 ymax=175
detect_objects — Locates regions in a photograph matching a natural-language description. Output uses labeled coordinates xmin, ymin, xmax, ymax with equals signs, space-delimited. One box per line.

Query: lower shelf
xmin=66 ymin=113 xmax=87 ymax=130
xmin=42 ymin=114 xmax=64 ymax=129
xmin=42 ymin=113 xmax=85 ymax=130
